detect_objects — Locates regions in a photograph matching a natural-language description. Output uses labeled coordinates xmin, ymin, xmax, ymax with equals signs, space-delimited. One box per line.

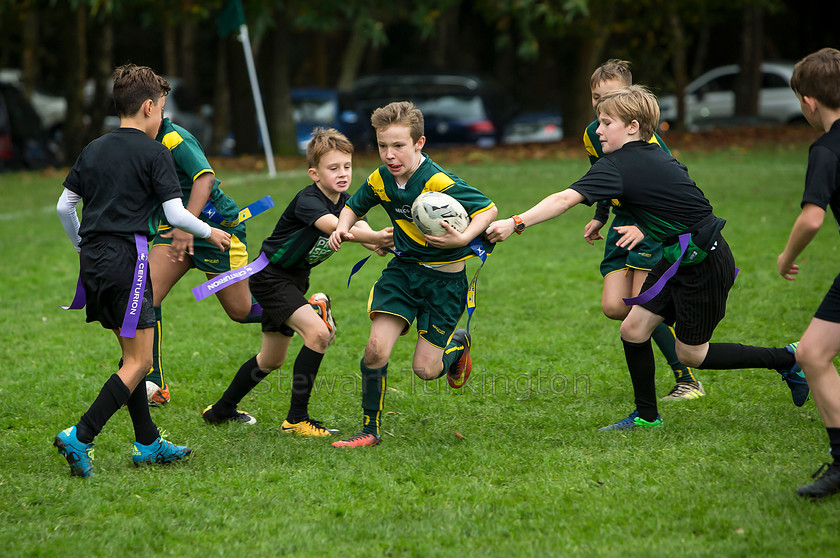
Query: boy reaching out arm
xmin=488 ymin=85 xmax=805 ymax=433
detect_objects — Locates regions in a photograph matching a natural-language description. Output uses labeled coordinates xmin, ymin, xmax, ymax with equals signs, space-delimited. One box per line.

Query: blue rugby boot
xmin=133 ymin=437 xmax=191 ymax=465
xmin=599 ymin=409 xmax=662 ymax=431
xmin=54 ymin=426 xmax=94 ymax=478
xmin=778 ymin=342 xmax=809 ymax=407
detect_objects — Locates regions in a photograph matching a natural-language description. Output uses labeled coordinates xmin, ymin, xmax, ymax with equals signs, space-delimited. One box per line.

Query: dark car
xmin=349 ymin=73 xmax=516 ymax=149
xmin=0 ymin=82 xmax=55 ymax=170
xmin=291 ymin=88 xmax=363 ymax=154
xmin=502 ymin=110 xmax=564 ymax=144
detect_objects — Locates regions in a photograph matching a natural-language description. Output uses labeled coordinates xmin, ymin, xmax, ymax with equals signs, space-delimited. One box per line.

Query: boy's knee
xmin=794 ymin=341 xmax=830 ymax=372
xmin=412 ymin=362 xmax=440 ymax=381
xmin=603 ymin=301 xmax=630 ymax=321
xmin=225 ymin=305 xmax=252 ymax=323
xmin=303 ymin=325 xmax=331 ymax=353
xmin=675 ymin=347 xmax=703 ymax=368
xmin=364 ymin=338 xmax=390 ymax=369
xmin=619 ymin=319 xmax=647 ymax=344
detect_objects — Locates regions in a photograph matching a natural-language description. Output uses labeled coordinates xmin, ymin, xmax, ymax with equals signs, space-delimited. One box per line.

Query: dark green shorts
xmin=600 ymin=214 xmax=663 ymax=277
xmin=153 ymin=222 xmax=249 ymax=274
xmin=368 ymin=259 xmax=467 ymax=349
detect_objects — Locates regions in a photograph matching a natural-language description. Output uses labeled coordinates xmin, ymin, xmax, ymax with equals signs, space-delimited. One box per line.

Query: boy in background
xmin=54 ymin=64 xmax=230 ymax=477
xmin=147 ymin=116 xmax=258 ymax=406
xmin=486 ymin=85 xmax=806 ymax=431
xmin=202 ymin=128 xmax=392 ymax=436
xmin=778 ymin=47 xmax=840 ymax=497
xmin=583 ymin=59 xmax=703 ymax=401
xmin=328 ymin=101 xmax=497 ymax=448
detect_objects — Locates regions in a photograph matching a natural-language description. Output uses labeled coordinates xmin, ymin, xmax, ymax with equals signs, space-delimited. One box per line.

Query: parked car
xmin=291 ymin=87 xmax=362 ymax=154
xmin=0 ymin=82 xmax=56 ymax=169
xmin=0 ymin=68 xmax=67 ymax=138
xmin=502 ymin=110 xmax=564 ymax=144
xmin=349 ymin=73 xmax=516 ymax=149
xmin=658 ymin=62 xmax=804 ymax=131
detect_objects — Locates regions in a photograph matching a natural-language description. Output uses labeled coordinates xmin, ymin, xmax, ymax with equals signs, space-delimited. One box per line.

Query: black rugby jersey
xmin=63 ymin=127 xmax=182 ymax=241
xmin=261 ymin=183 xmax=347 ymax=271
xmin=801 ymin=119 xmax=840 ymax=231
xmin=570 ymin=141 xmax=725 ymax=257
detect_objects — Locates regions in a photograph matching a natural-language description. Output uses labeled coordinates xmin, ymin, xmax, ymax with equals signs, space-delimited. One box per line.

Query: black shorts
xmin=640 ymin=235 xmax=735 ymax=345
xmin=79 ymin=234 xmax=155 ymax=331
xmin=250 ymin=263 xmax=310 ymax=337
xmin=814 ymin=272 xmax=840 ymax=323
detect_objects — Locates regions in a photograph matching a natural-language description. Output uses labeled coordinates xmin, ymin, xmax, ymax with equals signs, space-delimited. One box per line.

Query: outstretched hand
xmin=777 ymin=253 xmax=799 ymax=281
xmin=160 ymin=228 xmax=195 ymax=262
xmin=329 ymin=230 xmax=354 ymax=252
xmin=583 ymin=219 xmax=604 ymax=245
xmin=612 ymin=225 xmax=644 ymax=250
xmin=207 ymin=228 xmax=231 ymax=252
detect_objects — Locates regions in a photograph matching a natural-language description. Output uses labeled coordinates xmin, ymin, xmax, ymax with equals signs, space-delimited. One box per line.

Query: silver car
xmin=658 ymin=62 xmax=804 ymax=131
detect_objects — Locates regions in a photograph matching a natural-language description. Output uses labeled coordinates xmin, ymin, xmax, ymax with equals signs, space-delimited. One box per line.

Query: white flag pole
xmin=238 ymin=24 xmax=276 ymax=177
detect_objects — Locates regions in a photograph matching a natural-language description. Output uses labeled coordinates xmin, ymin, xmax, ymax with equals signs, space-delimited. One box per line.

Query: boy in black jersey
xmin=201 ymin=128 xmax=391 ymax=436
xmin=53 ymin=64 xmax=230 ymax=477
xmin=487 ymin=85 xmax=807 ymax=431
xmin=778 ymin=48 xmax=840 ymax=498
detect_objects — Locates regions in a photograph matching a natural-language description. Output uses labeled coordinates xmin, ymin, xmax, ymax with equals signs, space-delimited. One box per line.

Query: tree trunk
xmin=181 ymin=21 xmax=197 ymax=93
xmin=211 ymin=38 xmax=230 ymax=156
xmin=229 ymin=33 xmax=259 ymax=154
xmin=559 ymin=33 xmax=610 ymax=139
xmin=265 ymin=10 xmax=296 ymax=156
xmin=163 ymin=23 xmax=178 ymax=77
xmin=336 ymin=20 xmax=369 ymax=92
xmin=735 ymin=2 xmax=764 ymax=117
xmin=668 ymin=10 xmax=689 ymax=131
xmin=21 ymin=0 xmax=40 ymax=100
xmin=63 ymin=4 xmax=87 ymax=163
xmin=86 ymin=10 xmax=114 ymax=144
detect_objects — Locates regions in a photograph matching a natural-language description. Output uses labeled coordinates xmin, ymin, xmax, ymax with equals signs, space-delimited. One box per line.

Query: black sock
xmin=698 ymin=343 xmax=794 ymax=371
xmin=286 ymin=346 xmax=324 ymax=423
xmin=214 ymin=355 xmax=269 ymax=417
xmin=622 ymin=338 xmax=658 ymax=422
xmin=828 ymin=427 xmax=840 ymax=465
xmin=76 ymin=374 xmax=131 ymax=443
xmin=361 ymin=359 xmax=387 ymax=436
xmin=125 ymin=382 xmax=160 ymax=445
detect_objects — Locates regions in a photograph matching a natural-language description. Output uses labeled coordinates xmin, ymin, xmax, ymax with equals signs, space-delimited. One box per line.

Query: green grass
xmin=2 ymin=142 xmax=840 ymax=556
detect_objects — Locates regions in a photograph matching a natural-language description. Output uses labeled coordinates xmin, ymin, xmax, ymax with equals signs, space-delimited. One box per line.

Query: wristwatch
xmin=511 ymin=215 xmax=525 ymax=235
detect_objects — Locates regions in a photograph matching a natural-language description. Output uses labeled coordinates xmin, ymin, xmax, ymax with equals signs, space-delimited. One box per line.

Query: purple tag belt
xmin=62 ymin=233 xmax=149 ymax=339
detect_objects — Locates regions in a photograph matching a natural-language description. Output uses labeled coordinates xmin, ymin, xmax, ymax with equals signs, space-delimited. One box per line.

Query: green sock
xmin=242 ymin=296 xmax=263 ymax=324
xmin=146 ymin=305 xmax=164 ymax=386
xmin=361 ymin=359 xmax=387 ymax=436
xmin=438 ymin=336 xmax=467 ymax=378
xmin=651 ymin=323 xmax=695 ymax=383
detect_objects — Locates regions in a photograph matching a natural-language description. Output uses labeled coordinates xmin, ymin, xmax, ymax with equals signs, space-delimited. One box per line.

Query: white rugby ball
xmin=411 ymin=191 xmax=470 ymax=236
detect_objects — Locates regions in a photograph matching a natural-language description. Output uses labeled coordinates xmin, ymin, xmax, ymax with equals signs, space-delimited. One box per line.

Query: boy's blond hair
xmin=595 ymin=85 xmax=659 ymax=143
xmin=306 ymin=127 xmax=354 ymax=168
xmin=791 ymin=48 xmax=840 ymax=110
xmin=370 ymin=101 xmax=424 ymax=143
xmin=112 ymin=64 xmax=170 ymax=118
xmin=590 ymin=59 xmax=632 ymax=90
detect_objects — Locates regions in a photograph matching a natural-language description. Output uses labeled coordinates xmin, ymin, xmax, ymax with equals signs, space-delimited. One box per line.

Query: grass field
xmin=2 ymin=137 xmax=840 ymax=556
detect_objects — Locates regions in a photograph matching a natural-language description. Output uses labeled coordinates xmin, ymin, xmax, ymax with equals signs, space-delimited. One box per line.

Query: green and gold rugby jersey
xmin=583 ymin=119 xmax=671 ymax=223
xmin=155 ymin=117 xmax=240 ymax=228
xmin=570 ymin=141 xmax=725 ymax=264
xmin=346 ymin=154 xmax=495 ymax=265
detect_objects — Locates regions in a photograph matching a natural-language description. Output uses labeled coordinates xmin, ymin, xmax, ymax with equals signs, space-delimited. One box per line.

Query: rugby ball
xmin=411 ymin=191 xmax=470 ymax=236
